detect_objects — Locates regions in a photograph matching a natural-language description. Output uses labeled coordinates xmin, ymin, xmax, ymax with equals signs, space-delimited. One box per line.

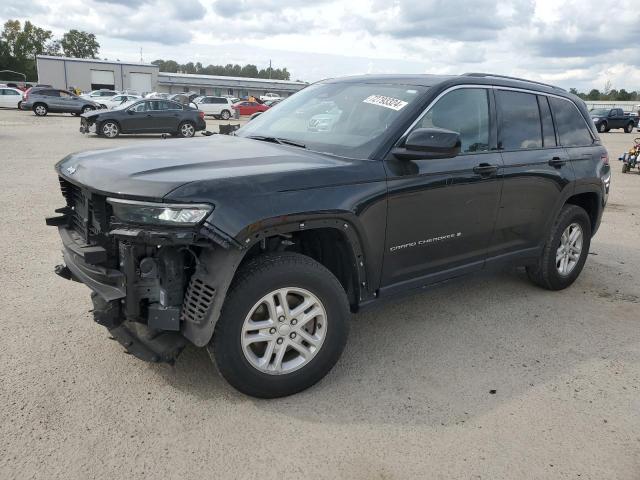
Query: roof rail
xmin=462 ymin=72 xmax=566 ymax=91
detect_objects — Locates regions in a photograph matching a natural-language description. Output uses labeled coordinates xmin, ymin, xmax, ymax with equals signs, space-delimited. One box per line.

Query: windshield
xmin=236 ymin=82 xmax=427 ymax=158
xmin=589 ymin=108 xmax=609 ymax=116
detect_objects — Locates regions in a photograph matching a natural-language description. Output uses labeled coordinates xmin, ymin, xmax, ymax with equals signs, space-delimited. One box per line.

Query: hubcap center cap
xmin=278 ymin=323 xmax=292 ymax=335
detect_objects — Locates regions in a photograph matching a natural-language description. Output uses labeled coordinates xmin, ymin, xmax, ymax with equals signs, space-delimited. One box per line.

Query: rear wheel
xmin=526 ymin=204 xmax=591 ymax=290
xmin=81 ymin=105 xmax=95 ymax=114
xmin=210 ymin=252 xmax=350 ymax=398
xmin=178 ymin=121 xmax=195 ymax=138
xmin=622 ymin=163 xmax=629 ymax=173
xmin=100 ymin=121 xmax=120 ymax=138
xmin=33 ymin=103 xmax=48 ymax=116
xmin=625 ymin=122 xmax=634 ymax=133
xmin=17 ymin=101 xmax=22 ymax=110
xmin=220 ymin=109 xmax=231 ymax=120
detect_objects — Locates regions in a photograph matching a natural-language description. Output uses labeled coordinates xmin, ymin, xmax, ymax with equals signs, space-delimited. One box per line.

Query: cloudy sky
xmin=2 ymin=0 xmax=639 ymax=91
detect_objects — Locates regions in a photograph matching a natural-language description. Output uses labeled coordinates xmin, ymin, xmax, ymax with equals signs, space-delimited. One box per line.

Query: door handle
xmin=473 ymin=163 xmax=498 ymax=176
xmin=548 ymin=157 xmax=567 ymax=167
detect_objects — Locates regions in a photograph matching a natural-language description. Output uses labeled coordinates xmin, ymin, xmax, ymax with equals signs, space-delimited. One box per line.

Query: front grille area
xmin=180 ymin=276 xmax=215 ymax=325
xmin=59 ymin=177 xmax=110 ymax=245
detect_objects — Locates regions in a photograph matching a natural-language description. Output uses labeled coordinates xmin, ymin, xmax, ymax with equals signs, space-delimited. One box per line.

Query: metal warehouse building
xmin=36 ymin=55 xmax=307 ymax=98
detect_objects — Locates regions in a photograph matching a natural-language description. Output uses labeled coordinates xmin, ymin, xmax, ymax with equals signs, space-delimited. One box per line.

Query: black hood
xmin=56 ymin=135 xmax=378 ymax=200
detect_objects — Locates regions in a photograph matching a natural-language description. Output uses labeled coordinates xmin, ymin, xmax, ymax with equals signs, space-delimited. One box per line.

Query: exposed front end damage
xmin=47 ymin=176 xmax=243 ymax=363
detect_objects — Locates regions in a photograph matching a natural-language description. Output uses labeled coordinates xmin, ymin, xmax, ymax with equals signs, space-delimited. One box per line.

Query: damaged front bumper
xmin=47 ymin=178 xmax=241 ymax=364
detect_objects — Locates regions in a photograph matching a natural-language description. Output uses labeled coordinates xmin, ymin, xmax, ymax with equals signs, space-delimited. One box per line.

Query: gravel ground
xmin=0 ymin=108 xmax=639 ymax=480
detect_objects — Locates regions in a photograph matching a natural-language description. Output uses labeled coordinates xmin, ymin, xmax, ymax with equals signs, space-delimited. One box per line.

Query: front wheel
xmin=209 ymin=252 xmax=350 ymax=398
xmin=625 ymin=122 xmax=634 ymax=133
xmin=220 ymin=109 xmax=231 ymax=120
xmin=622 ymin=163 xmax=630 ymax=173
xmin=526 ymin=204 xmax=591 ymax=290
xmin=100 ymin=121 xmax=120 ymax=138
xmin=178 ymin=121 xmax=195 ymax=138
xmin=598 ymin=122 xmax=607 ymax=133
xmin=81 ymin=105 xmax=95 ymax=114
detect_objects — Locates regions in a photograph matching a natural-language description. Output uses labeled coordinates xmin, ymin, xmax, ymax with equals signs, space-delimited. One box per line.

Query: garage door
xmin=129 ymin=72 xmax=153 ymax=94
xmin=90 ymin=70 xmax=115 ymax=90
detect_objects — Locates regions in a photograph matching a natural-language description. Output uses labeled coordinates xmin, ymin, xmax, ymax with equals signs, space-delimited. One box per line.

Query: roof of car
xmin=324 ymin=73 xmax=568 ymax=96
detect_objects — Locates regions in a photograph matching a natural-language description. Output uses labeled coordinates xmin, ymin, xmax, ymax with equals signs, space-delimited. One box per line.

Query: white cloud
xmin=1 ymin=0 xmax=638 ymax=90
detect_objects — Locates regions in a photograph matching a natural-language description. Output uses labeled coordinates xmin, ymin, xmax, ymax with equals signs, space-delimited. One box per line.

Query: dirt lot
xmin=0 ymin=108 xmax=639 ymax=479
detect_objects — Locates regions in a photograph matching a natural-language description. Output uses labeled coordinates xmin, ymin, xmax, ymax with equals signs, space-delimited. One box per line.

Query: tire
xmin=622 ymin=163 xmax=629 ymax=173
xmin=178 ymin=121 xmax=196 ymax=138
xmin=209 ymin=252 xmax=350 ymax=398
xmin=220 ymin=109 xmax=231 ymax=120
xmin=17 ymin=101 xmax=21 ymax=110
xmin=598 ymin=122 xmax=607 ymax=133
xmin=526 ymin=204 xmax=591 ymax=291
xmin=81 ymin=105 xmax=95 ymax=114
xmin=33 ymin=103 xmax=48 ymax=116
xmin=100 ymin=121 xmax=120 ymax=138
xmin=625 ymin=122 xmax=634 ymax=133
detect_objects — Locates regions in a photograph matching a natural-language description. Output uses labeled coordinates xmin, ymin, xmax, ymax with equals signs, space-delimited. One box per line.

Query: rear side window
xmin=549 ymin=97 xmax=593 ymax=147
xmin=497 ymin=90 xmax=542 ymax=150
xmin=538 ymin=95 xmax=557 ymax=147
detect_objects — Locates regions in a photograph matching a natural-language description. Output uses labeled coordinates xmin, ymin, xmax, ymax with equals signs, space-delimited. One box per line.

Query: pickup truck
xmin=589 ymin=107 xmax=636 ymax=133
xmin=47 ymin=73 xmax=610 ymax=398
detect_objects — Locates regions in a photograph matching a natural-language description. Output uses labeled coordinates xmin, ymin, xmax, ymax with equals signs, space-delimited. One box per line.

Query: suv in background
xmin=21 ymin=89 xmax=101 ymax=116
xmin=260 ymin=92 xmax=281 ymax=102
xmin=589 ymin=107 xmax=635 ymax=133
xmin=193 ymin=96 xmax=234 ymax=119
xmin=48 ymin=73 xmax=610 ymax=398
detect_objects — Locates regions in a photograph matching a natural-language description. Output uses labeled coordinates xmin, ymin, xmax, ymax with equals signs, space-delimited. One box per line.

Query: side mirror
xmin=393 ymin=128 xmax=461 ymax=160
xmin=127 ymin=109 xmax=135 ymax=114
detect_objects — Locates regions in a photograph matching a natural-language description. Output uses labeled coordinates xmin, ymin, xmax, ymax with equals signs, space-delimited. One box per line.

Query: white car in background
xmin=194 ymin=96 xmax=235 ymax=119
xmin=0 ymin=87 xmax=23 ymax=109
xmin=99 ymin=94 xmax=141 ymax=109
xmin=80 ymin=89 xmax=118 ymax=101
xmin=259 ymin=92 xmax=281 ymax=102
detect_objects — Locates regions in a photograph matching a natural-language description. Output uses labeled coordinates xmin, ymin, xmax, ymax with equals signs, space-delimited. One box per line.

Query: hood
xmin=56 ymin=134 xmax=378 ymax=200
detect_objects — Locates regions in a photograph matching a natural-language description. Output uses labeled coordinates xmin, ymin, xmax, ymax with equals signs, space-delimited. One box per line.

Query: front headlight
xmin=592 ymin=117 xmax=599 ymax=122
xmin=107 ymin=198 xmax=213 ymax=226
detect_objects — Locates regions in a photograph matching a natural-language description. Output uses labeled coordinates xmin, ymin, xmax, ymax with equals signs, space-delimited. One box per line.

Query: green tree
xmin=60 ymin=29 xmax=99 ymax=58
xmin=587 ymin=89 xmax=601 ymax=101
xmin=0 ymin=19 xmax=53 ymax=81
xmin=617 ymin=89 xmax=632 ymax=101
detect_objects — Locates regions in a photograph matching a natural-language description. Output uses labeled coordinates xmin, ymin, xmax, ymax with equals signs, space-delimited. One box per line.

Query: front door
xmin=381 ymin=87 xmax=502 ymax=292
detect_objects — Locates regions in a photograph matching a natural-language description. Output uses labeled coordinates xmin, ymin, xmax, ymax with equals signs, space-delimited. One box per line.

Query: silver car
xmin=21 ymin=88 xmax=101 ymax=116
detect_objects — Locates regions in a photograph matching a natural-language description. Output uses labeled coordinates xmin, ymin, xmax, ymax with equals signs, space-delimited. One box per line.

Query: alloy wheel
xmin=556 ymin=222 xmax=583 ymax=276
xmin=241 ymin=287 xmax=327 ymax=375
xmin=35 ymin=105 xmax=46 ymax=116
xmin=102 ymin=122 xmax=118 ymax=138
xmin=180 ymin=123 xmax=195 ymax=137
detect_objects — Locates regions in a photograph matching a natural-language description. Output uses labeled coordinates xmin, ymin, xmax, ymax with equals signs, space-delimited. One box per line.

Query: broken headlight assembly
xmin=107 ymin=198 xmax=213 ymax=227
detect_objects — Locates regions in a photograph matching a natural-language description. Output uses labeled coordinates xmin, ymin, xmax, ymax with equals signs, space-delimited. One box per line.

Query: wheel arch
xmin=564 ymin=189 xmax=601 ymax=235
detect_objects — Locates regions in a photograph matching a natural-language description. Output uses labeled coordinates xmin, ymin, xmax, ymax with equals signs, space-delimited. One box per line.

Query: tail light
xmin=198 ymin=111 xmax=205 ymax=119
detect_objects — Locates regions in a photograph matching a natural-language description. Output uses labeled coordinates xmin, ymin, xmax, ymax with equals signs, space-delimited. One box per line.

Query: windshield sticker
xmin=363 ymin=95 xmax=408 ymax=111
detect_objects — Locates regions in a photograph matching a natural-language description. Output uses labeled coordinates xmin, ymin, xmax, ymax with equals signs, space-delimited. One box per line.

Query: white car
xmin=98 ymin=94 xmax=142 ymax=109
xmin=0 ymin=87 xmax=23 ymax=109
xmin=80 ymin=89 xmax=118 ymax=101
xmin=194 ymin=96 xmax=235 ymax=119
xmin=260 ymin=92 xmax=281 ymax=102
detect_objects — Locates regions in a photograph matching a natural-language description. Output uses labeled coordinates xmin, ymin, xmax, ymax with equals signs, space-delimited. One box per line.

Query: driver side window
xmin=130 ymin=102 xmax=147 ymax=112
xmin=413 ymin=88 xmax=490 ymax=153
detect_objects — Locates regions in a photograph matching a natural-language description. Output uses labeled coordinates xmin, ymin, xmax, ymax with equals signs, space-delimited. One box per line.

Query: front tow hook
xmin=54 ymin=264 xmax=73 ymax=281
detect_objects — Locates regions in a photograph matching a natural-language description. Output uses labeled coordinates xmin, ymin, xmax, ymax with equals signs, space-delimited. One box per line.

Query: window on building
xmin=227 ymin=88 xmax=234 ymax=96
xmin=183 ymin=86 xmax=189 ymax=93
xmin=200 ymin=88 xmax=206 ymax=95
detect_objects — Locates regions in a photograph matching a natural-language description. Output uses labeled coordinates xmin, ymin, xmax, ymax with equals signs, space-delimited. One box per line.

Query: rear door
xmin=489 ymin=90 xmax=574 ymax=259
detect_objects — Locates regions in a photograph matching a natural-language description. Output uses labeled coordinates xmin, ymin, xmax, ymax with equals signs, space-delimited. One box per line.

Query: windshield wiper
xmin=247 ymin=135 xmax=307 ymax=149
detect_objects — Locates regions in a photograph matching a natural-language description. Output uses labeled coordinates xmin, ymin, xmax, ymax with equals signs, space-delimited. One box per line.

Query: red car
xmin=232 ymin=101 xmax=270 ymax=116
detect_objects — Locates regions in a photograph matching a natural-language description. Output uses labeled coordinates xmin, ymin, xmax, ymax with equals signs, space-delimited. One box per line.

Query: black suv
xmin=48 ymin=73 xmax=610 ymax=398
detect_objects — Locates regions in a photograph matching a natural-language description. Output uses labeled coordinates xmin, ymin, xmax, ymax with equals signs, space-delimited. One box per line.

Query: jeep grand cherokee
xmin=47 ymin=73 xmax=611 ymax=398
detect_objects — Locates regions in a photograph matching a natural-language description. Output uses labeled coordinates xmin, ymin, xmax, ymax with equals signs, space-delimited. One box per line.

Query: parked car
xmin=169 ymin=92 xmax=199 ymax=104
xmin=260 ymin=92 xmax=281 ymax=102
xmin=193 ymin=96 xmax=234 ymax=119
xmin=78 ymin=98 xmax=206 ymax=138
xmin=80 ymin=89 xmax=118 ymax=100
xmin=98 ymin=94 xmax=142 ymax=110
xmin=263 ymin=99 xmax=282 ymax=107
xmin=145 ymin=92 xmax=170 ymax=99
xmin=47 ymin=73 xmax=610 ymax=398
xmin=0 ymin=86 xmax=24 ymax=109
xmin=589 ymin=108 xmax=635 ymax=133
xmin=232 ymin=100 xmax=270 ymax=116
xmin=21 ymin=88 xmax=101 ymax=116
